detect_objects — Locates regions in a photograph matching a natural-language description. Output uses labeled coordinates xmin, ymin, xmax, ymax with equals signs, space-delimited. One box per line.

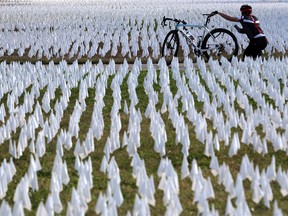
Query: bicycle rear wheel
xmin=201 ymin=28 xmax=238 ymax=61
xmin=162 ymin=30 xmax=179 ymax=65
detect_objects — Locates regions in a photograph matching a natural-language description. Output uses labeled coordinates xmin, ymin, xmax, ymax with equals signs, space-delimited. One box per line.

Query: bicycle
xmin=161 ymin=12 xmax=239 ymax=65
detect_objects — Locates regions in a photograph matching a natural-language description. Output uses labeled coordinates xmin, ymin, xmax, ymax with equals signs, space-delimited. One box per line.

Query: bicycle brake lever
xmin=161 ymin=16 xmax=166 ymax=27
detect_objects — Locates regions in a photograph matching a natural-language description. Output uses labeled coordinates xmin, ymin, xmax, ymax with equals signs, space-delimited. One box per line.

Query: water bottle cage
xmin=186 ymin=33 xmax=195 ymax=43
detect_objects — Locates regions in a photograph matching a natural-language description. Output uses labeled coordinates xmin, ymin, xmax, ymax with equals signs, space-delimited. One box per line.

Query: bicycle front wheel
xmin=201 ymin=28 xmax=238 ymax=61
xmin=162 ymin=30 xmax=180 ymax=65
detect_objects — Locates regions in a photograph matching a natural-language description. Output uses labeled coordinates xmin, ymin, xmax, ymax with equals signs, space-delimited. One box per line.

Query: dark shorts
xmin=243 ymin=37 xmax=268 ymax=59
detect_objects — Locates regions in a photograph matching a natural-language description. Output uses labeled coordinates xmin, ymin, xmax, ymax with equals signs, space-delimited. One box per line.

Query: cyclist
xmin=212 ymin=5 xmax=268 ymax=60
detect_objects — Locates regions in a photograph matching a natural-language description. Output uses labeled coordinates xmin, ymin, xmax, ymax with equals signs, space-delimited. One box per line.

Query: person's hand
xmin=234 ymin=25 xmax=244 ymax=33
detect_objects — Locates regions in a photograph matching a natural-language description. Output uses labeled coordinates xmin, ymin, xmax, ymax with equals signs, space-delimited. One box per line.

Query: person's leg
xmin=257 ymin=37 xmax=268 ymax=50
xmin=243 ymin=42 xmax=254 ymax=61
xmin=243 ymin=37 xmax=268 ymax=61
xmin=256 ymin=50 xmax=262 ymax=58
xmin=252 ymin=48 xmax=261 ymax=59
xmin=255 ymin=37 xmax=268 ymax=58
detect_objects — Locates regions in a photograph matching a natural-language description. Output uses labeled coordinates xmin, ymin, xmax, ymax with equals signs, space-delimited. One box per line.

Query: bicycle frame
xmin=176 ymin=23 xmax=222 ymax=56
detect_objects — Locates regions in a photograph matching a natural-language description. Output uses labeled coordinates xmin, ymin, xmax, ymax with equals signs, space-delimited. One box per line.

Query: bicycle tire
xmin=201 ymin=28 xmax=238 ymax=61
xmin=161 ymin=30 xmax=180 ymax=65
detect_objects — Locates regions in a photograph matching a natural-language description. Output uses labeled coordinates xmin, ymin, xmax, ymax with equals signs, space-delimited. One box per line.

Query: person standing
xmin=212 ymin=5 xmax=268 ymax=60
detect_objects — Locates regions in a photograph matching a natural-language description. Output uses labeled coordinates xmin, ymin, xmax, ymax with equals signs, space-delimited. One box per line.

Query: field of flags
xmin=0 ymin=0 xmax=288 ymax=215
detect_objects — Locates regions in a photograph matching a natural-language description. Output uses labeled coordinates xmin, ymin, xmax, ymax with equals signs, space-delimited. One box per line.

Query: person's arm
xmin=234 ymin=25 xmax=245 ymax=34
xmin=217 ymin=12 xmax=239 ymax=22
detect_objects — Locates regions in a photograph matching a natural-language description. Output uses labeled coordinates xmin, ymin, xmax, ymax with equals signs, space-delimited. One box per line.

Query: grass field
xmin=0 ymin=56 xmax=288 ymax=215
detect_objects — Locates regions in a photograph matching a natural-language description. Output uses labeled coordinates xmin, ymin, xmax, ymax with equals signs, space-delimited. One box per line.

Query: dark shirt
xmin=238 ymin=15 xmax=265 ymax=40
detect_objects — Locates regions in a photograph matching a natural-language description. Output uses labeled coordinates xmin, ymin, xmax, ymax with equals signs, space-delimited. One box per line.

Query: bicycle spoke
xmin=213 ymin=32 xmax=222 ymax=38
xmin=202 ymin=28 xmax=238 ymax=61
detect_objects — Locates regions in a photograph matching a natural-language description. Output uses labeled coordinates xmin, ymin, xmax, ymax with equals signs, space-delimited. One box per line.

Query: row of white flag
xmin=0 ymin=56 xmax=288 ymax=215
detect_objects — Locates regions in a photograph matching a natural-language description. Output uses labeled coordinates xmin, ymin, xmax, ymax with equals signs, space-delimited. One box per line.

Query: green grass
xmin=1 ymin=63 xmax=288 ymax=216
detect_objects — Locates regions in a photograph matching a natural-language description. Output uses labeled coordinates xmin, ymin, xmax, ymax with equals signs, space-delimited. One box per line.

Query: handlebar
xmin=202 ymin=12 xmax=217 ymax=25
xmin=161 ymin=16 xmax=187 ymax=27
